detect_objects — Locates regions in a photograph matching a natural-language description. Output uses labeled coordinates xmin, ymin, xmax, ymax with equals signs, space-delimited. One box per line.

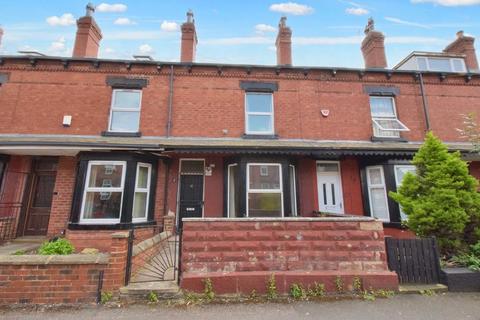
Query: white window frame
xmin=246 ymin=163 xmax=284 ymax=217
xmin=289 ymin=164 xmax=298 ymax=217
xmin=132 ymin=162 xmax=152 ymax=223
xmin=108 ymin=89 xmax=142 ymax=133
xmin=416 ymin=56 xmax=466 ymax=73
xmin=394 ymin=164 xmax=416 ymax=221
xmin=227 ymin=163 xmax=238 ymax=218
xmin=366 ymin=165 xmax=390 ymax=222
xmin=245 ymin=92 xmax=274 ymax=135
xmin=80 ymin=160 xmax=127 ymax=224
xmin=370 ymin=96 xmax=409 ymax=138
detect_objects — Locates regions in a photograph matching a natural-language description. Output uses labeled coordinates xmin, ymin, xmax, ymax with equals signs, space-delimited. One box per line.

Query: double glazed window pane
xmin=113 ymin=90 xmax=141 ymax=109
xmin=369 ymin=188 xmax=389 ymax=221
xmin=248 ymin=115 xmax=272 ymax=133
xmin=110 ymin=90 xmax=141 ymax=132
xmin=248 ymin=193 xmax=282 ymax=217
xmin=246 ymin=94 xmax=272 ymax=113
xmin=83 ymin=192 xmax=122 ymax=219
xmin=133 ymin=193 xmax=147 ymax=219
xmin=246 ymin=93 xmax=273 ymax=134
xmin=428 ymin=58 xmax=451 ymax=72
xmin=88 ymin=164 xmax=124 ymax=188
xmin=110 ymin=111 xmax=140 ymax=132
xmin=370 ymin=97 xmax=395 ymax=117
xmin=249 ymin=165 xmax=280 ymax=190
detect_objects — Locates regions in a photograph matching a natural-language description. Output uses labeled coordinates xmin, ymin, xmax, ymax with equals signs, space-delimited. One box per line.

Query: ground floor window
xmin=394 ymin=165 xmax=416 ymax=220
xmin=366 ymin=165 xmax=390 ymax=222
xmin=70 ymin=152 xmax=157 ymax=228
xmin=247 ymin=163 xmax=283 ymax=217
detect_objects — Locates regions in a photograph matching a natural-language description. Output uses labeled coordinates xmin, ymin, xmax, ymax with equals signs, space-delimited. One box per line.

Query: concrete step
xmin=120 ymin=280 xmax=181 ymax=300
xmin=399 ymin=283 xmax=448 ymax=294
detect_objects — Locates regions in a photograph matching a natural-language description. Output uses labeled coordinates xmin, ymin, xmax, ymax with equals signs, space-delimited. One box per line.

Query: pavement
xmin=2 ymin=292 xmax=480 ymax=320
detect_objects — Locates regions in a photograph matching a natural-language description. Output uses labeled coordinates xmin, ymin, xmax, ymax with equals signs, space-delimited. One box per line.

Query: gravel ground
xmin=1 ymin=293 xmax=480 ymax=320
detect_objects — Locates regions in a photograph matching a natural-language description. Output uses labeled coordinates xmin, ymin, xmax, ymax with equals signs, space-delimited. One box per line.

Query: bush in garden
xmin=38 ymin=238 xmax=75 ymax=255
xmin=390 ymin=132 xmax=480 ymax=255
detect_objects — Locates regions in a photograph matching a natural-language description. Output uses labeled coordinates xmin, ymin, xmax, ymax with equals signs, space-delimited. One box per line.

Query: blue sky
xmin=1 ymin=0 xmax=480 ymax=68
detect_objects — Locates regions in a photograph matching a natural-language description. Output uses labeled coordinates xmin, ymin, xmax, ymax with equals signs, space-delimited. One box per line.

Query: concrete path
xmin=0 ymin=236 xmax=45 ymax=255
xmin=2 ymin=293 xmax=480 ymax=320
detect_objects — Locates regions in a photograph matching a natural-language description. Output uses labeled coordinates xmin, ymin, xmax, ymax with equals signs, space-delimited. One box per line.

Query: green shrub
xmin=12 ymin=249 xmax=26 ymax=255
xmin=390 ymin=132 xmax=480 ymax=255
xmin=147 ymin=291 xmax=159 ymax=303
xmin=452 ymin=253 xmax=480 ymax=271
xmin=471 ymin=242 xmax=480 ymax=257
xmin=38 ymin=238 xmax=74 ymax=255
xmin=266 ymin=274 xmax=278 ymax=300
xmin=353 ymin=277 xmax=362 ymax=293
xmin=334 ymin=276 xmax=344 ymax=293
xmin=290 ymin=283 xmax=307 ymax=300
xmin=307 ymin=282 xmax=325 ymax=297
xmin=203 ymin=278 xmax=215 ymax=301
xmin=100 ymin=291 xmax=113 ymax=304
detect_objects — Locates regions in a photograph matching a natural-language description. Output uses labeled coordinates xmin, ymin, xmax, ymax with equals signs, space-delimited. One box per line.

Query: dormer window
xmin=416 ymin=56 xmax=466 ymax=73
xmin=370 ymin=96 xmax=409 ymax=138
xmin=109 ymin=89 xmax=142 ymax=133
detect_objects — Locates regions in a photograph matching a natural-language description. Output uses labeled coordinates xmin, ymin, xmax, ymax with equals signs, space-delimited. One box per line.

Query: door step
xmin=399 ymin=283 xmax=448 ymax=294
xmin=120 ymin=281 xmax=181 ymax=301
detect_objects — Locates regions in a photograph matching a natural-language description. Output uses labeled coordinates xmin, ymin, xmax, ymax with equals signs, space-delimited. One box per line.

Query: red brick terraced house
xmin=0 ymin=7 xmax=480 ymax=295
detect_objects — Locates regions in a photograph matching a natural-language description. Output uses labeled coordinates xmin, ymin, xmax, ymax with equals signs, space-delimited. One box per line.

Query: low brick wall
xmin=0 ymin=254 xmax=109 ymax=305
xmin=181 ymin=218 xmax=398 ymax=294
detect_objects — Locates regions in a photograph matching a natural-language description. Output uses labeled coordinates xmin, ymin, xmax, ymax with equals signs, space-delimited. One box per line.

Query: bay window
xmin=366 ymin=166 xmax=390 ymax=222
xmin=80 ymin=161 xmax=126 ymax=223
xmin=132 ymin=163 xmax=152 ymax=222
xmin=394 ymin=165 xmax=416 ymax=220
xmin=247 ymin=163 xmax=283 ymax=217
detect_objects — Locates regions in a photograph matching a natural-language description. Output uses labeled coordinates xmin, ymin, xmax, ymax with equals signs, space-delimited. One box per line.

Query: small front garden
xmin=12 ymin=237 xmax=75 ymax=256
xmin=390 ymin=131 xmax=480 ymax=290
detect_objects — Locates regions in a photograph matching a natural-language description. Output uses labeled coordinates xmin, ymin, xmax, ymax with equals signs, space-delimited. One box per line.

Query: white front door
xmin=317 ymin=162 xmax=344 ymax=214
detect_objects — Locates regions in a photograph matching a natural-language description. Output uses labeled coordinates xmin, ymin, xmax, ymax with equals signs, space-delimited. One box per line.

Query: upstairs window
xmin=370 ymin=96 xmax=409 ymax=138
xmin=109 ymin=89 xmax=142 ymax=132
xmin=245 ymin=92 xmax=274 ymax=135
xmin=416 ymin=56 xmax=466 ymax=73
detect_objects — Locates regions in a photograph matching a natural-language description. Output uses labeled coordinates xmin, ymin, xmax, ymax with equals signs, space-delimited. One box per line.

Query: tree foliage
xmin=390 ymin=132 xmax=480 ymax=255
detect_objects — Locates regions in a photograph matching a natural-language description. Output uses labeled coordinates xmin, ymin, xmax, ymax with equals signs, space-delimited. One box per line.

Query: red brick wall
xmin=48 ymin=156 xmax=76 ymax=236
xmin=1 ymin=60 xmax=478 ymax=143
xmin=181 ymin=219 xmax=398 ymax=294
xmin=0 ymin=260 xmax=107 ymax=305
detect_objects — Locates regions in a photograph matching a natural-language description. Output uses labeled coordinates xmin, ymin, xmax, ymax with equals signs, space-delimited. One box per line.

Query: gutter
xmin=418 ymin=72 xmax=431 ymax=131
xmin=166 ymin=65 xmax=174 ymax=137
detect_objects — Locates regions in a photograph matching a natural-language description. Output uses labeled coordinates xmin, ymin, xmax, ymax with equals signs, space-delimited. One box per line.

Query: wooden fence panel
xmin=385 ymin=237 xmax=441 ymax=284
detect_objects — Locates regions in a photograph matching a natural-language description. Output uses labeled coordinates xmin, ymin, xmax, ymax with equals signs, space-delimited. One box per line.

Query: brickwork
xmin=0 ymin=256 xmax=108 ymax=305
xmin=48 ymin=156 xmax=77 ymax=237
xmin=181 ymin=219 xmax=398 ymax=294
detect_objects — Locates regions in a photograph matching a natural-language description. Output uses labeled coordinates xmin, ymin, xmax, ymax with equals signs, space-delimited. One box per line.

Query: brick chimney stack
xmin=276 ymin=16 xmax=292 ymax=66
xmin=180 ymin=10 xmax=197 ymax=63
xmin=72 ymin=3 xmax=103 ymax=58
xmin=361 ymin=18 xmax=387 ymax=69
xmin=444 ymin=31 xmax=479 ymax=72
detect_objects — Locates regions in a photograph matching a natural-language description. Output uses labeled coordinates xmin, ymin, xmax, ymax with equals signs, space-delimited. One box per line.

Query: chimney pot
xmin=361 ymin=18 xmax=387 ymax=69
xmin=444 ymin=30 xmax=479 ymax=72
xmin=276 ymin=16 xmax=292 ymax=66
xmin=72 ymin=3 xmax=103 ymax=58
xmin=180 ymin=10 xmax=197 ymax=63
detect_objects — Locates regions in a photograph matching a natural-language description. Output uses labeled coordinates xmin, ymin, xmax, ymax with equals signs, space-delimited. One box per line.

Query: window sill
xmin=382 ymin=221 xmax=407 ymax=229
xmin=242 ymin=134 xmax=279 ymax=140
xmin=68 ymin=220 xmax=155 ymax=230
xmin=101 ymin=131 xmax=142 ymax=137
xmin=371 ymin=136 xmax=408 ymax=143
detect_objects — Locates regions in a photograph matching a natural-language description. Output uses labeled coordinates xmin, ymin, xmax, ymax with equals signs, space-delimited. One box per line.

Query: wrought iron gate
xmin=385 ymin=237 xmax=442 ymax=284
xmin=125 ymin=225 xmax=181 ymax=285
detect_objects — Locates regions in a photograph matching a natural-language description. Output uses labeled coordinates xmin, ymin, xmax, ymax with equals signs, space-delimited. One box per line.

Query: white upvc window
xmin=416 ymin=56 xmax=466 ymax=73
xmin=132 ymin=163 xmax=152 ymax=222
xmin=394 ymin=165 xmax=416 ymax=221
xmin=370 ymin=96 xmax=409 ymax=138
xmin=109 ymin=89 xmax=142 ymax=132
xmin=245 ymin=92 xmax=274 ymax=135
xmin=246 ymin=163 xmax=283 ymax=217
xmin=366 ymin=166 xmax=390 ymax=222
xmin=227 ymin=163 xmax=238 ymax=218
xmin=80 ymin=161 xmax=126 ymax=224
xmin=289 ymin=164 xmax=298 ymax=217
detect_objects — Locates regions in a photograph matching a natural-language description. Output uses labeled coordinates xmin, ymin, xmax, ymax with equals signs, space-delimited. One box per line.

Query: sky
xmin=1 ymin=0 xmax=480 ymax=68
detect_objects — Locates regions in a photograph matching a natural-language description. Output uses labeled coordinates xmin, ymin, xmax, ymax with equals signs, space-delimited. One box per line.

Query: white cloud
xmin=160 ymin=21 xmax=179 ymax=32
xmin=48 ymin=36 xmax=69 ymax=56
xmin=411 ymin=0 xmax=480 ymax=6
xmin=269 ymin=2 xmax=314 ymax=15
xmin=114 ymin=17 xmax=135 ymax=25
xmin=385 ymin=17 xmax=431 ymax=29
xmin=345 ymin=7 xmax=369 ymax=15
xmin=138 ymin=44 xmax=154 ymax=55
xmin=96 ymin=3 xmax=127 ymax=13
xmin=255 ymin=24 xmax=276 ymax=34
xmin=46 ymin=13 xmax=75 ymax=27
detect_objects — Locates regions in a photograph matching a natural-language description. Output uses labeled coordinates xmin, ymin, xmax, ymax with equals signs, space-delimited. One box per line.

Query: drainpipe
xmin=418 ymin=72 xmax=431 ymax=131
xmin=166 ymin=65 xmax=174 ymax=137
